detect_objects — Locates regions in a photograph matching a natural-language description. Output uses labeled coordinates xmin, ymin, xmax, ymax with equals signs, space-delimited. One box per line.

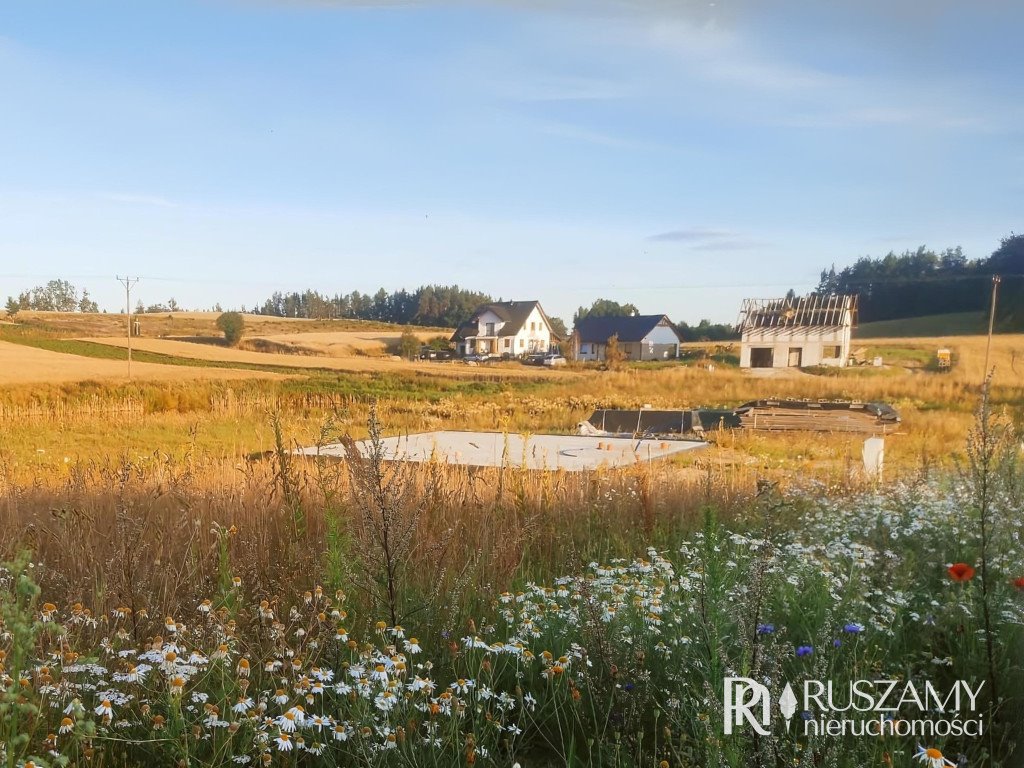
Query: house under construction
xmin=738 ymin=294 xmax=857 ymax=368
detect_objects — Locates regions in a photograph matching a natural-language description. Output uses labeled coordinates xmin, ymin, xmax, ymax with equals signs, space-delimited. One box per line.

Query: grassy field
xmin=1 ymin=313 xmax=1023 ymax=766
xmin=1 ymin=311 xmax=1022 ymax=479
xmin=854 ymin=311 xmax=988 ymax=338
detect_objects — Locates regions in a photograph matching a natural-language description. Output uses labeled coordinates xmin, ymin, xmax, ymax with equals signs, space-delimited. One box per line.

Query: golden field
xmin=0 ymin=308 xmax=1020 ymax=485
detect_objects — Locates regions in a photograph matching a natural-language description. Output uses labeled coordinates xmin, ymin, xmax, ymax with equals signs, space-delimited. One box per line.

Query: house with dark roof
xmin=450 ymin=300 xmax=557 ymax=357
xmin=571 ymin=314 xmax=682 ymax=361
xmin=737 ymin=294 xmax=857 ymax=368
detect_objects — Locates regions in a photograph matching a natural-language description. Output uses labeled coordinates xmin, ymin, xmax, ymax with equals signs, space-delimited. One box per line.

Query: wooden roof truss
xmin=738 ymin=294 xmax=858 ymax=331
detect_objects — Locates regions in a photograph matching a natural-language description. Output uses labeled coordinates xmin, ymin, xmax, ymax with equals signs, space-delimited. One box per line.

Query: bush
xmin=399 ymin=329 xmax=419 ymax=360
xmin=216 ymin=311 xmax=245 ymax=346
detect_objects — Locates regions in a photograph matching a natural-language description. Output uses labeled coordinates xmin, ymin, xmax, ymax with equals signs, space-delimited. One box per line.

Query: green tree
xmin=4 ymin=297 xmax=19 ymax=317
xmin=399 ymin=329 xmax=420 ymax=360
xmin=78 ymin=290 xmax=99 ymax=313
xmin=548 ymin=316 xmax=568 ymax=339
xmin=574 ymin=299 xmax=639 ymax=324
xmin=216 ymin=311 xmax=246 ymax=346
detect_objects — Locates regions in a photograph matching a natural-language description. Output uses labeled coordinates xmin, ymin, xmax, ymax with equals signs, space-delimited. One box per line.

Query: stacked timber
xmin=734 ymin=399 xmax=900 ymax=434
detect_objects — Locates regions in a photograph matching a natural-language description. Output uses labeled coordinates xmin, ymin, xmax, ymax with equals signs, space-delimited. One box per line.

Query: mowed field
xmin=80 ymin=335 xmax=560 ymax=378
xmin=0 ymin=311 xmax=563 ymax=382
xmin=0 ymin=339 xmax=284 ymax=384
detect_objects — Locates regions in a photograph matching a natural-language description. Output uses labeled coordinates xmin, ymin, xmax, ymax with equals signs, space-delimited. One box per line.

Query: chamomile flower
xmin=915 ymin=746 xmax=957 ymax=768
xmin=233 ymin=697 xmax=253 ymax=714
xmin=275 ymin=733 xmax=293 ymax=752
xmin=277 ymin=710 xmax=299 ymax=733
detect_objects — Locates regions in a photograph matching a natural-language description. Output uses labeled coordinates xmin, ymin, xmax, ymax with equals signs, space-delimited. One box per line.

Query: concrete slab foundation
xmin=298 ymin=430 xmax=705 ymax=471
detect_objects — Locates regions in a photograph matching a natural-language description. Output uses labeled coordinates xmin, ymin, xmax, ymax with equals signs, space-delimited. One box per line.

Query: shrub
xmin=399 ymin=329 xmax=419 ymax=360
xmin=215 ymin=311 xmax=245 ymax=346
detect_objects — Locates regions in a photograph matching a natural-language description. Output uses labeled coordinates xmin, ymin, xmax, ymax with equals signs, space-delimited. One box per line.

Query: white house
xmin=738 ymin=294 xmax=857 ymax=369
xmin=451 ymin=300 xmax=558 ymax=357
xmin=572 ymin=314 xmax=682 ymax=361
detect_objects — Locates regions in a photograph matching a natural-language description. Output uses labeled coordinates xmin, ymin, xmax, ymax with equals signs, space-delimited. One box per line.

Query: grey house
xmin=571 ymin=314 xmax=682 ymax=361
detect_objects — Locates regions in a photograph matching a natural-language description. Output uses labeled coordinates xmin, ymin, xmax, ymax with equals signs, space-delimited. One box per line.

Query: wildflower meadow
xmin=1 ymin=396 xmax=1022 ymax=768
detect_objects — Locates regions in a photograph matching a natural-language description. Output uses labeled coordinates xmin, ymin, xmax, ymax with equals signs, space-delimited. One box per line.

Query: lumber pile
xmin=734 ymin=399 xmax=900 ymax=434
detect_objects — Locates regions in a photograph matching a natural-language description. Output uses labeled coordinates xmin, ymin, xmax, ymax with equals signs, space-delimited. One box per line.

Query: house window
xmin=485 ymin=322 xmax=495 ymax=336
xmin=519 ymin=338 xmax=524 ymax=348
xmin=530 ymin=321 xmax=536 ymax=331
xmin=504 ymin=338 xmax=510 ymax=348
xmin=823 ymin=345 xmax=842 ymax=358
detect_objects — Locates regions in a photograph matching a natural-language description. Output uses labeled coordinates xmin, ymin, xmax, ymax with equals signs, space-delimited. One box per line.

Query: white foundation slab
xmin=298 ymin=431 xmax=706 ymax=471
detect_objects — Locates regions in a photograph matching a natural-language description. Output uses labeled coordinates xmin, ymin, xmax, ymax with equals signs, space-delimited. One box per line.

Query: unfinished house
xmin=738 ymin=294 xmax=857 ymax=368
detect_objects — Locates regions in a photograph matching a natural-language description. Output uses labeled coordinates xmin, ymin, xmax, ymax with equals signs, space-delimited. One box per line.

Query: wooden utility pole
xmin=983 ymin=274 xmax=1001 ymax=382
xmin=117 ymin=276 xmax=140 ymax=380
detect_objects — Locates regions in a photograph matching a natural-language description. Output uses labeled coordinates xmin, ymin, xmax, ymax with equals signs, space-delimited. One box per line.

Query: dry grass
xmin=0 ymin=451 xmax=766 ymax=629
xmin=254 ymin=329 xmax=446 ymax=356
xmin=14 ymin=309 xmax=447 ymax=338
xmin=0 ymin=340 xmax=284 ymax=385
xmin=81 ymin=336 xmax=556 ymax=377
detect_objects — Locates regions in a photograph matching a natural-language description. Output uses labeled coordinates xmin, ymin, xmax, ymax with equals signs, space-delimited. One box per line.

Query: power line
xmin=116 ymin=276 xmax=139 ymax=380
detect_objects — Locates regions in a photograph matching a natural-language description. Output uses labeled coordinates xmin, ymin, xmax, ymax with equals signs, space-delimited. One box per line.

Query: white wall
xmin=740 ymin=326 xmax=851 ymax=368
xmin=510 ymin=306 xmax=552 ymax=353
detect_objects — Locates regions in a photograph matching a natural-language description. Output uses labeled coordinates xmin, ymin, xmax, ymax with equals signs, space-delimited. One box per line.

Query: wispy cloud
xmin=536 ymin=120 xmax=657 ymax=150
xmin=648 ymin=227 xmax=733 ymax=242
xmin=648 ymin=227 xmax=767 ymax=251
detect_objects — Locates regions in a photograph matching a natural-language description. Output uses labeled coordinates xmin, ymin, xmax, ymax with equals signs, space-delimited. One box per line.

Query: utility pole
xmin=983 ymin=274 xmax=1001 ymax=383
xmin=117 ymin=276 xmax=140 ymax=380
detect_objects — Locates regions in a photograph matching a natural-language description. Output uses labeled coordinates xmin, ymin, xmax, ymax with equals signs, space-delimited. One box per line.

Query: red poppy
xmin=947 ymin=563 xmax=976 ymax=582
xmin=1013 ymin=577 xmax=1024 ymax=590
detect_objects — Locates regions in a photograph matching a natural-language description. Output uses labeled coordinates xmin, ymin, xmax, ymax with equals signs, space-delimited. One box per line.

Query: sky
xmin=1 ymin=0 xmax=1022 ymax=324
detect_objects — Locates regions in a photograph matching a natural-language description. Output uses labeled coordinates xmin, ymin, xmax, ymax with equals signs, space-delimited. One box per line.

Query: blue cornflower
xmin=796 ymin=645 xmax=814 ymax=657
xmin=843 ymin=623 xmax=865 ymax=633
xmin=756 ymin=624 xmax=775 ymax=635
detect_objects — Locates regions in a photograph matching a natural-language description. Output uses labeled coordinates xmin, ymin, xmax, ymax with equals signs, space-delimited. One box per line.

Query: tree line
xmin=815 ymin=233 xmax=1023 ymax=326
xmin=249 ymin=285 xmax=494 ymax=328
xmin=5 ymin=280 xmax=98 ymax=314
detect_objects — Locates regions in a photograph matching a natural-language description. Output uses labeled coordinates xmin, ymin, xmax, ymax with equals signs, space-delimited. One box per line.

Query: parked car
xmin=523 ymin=353 xmax=546 ymax=366
xmin=418 ymin=346 xmax=437 ymax=360
xmin=542 ymin=353 xmax=567 ymax=367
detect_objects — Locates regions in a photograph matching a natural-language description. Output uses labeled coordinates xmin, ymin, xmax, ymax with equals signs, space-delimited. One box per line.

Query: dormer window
xmin=485 ymin=322 xmax=495 ymax=336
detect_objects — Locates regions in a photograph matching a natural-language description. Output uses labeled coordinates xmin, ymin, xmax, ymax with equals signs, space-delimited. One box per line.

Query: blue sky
xmin=1 ymin=0 xmax=1021 ymax=324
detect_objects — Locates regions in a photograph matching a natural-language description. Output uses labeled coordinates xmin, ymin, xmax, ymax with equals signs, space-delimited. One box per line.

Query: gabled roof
xmin=450 ymin=300 xmax=552 ymax=341
xmin=573 ymin=314 xmax=681 ymax=344
xmin=738 ymin=294 xmax=857 ymax=331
